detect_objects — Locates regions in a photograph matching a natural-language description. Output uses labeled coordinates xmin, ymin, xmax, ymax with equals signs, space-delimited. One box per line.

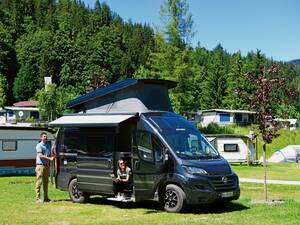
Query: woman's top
xmin=117 ymin=167 xmax=131 ymax=181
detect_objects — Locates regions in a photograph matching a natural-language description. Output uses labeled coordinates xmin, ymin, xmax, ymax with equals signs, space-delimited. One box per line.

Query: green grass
xmin=232 ymin=163 xmax=300 ymax=181
xmin=1 ymin=176 xmax=300 ymax=224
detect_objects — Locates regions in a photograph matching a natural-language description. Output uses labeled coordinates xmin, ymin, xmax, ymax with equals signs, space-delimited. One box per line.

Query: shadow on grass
xmin=83 ymin=196 xmax=249 ymax=214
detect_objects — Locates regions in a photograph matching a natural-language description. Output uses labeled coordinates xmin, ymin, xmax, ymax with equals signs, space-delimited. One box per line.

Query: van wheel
xmin=163 ymin=184 xmax=186 ymax=213
xmin=68 ymin=178 xmax=87 ymax=203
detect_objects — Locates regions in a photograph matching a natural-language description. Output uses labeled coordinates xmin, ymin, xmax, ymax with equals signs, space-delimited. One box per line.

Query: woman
xmin=114 ymin=159 xmax=131 ymax=199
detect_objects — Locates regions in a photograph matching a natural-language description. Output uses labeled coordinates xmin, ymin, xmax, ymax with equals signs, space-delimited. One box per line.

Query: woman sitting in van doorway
xmin=113 ymin=159 xmax=132 ymax=200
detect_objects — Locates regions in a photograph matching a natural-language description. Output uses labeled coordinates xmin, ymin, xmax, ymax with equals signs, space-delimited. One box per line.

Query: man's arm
xmin=37 ymin=152 xmax=54 ymax=162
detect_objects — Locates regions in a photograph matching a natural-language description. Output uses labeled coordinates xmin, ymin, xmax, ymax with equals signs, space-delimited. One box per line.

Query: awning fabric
xmin=49 ymin=114 xmax=135 ymax=127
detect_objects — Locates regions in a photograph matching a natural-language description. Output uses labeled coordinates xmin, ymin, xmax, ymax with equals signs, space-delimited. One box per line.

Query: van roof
xmin=67 ymin=78 xmax=177 ymax=110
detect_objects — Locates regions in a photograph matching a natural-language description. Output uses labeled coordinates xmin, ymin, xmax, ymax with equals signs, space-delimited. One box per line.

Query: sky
xmin=83 ymin=0 xmax=300 ymax=62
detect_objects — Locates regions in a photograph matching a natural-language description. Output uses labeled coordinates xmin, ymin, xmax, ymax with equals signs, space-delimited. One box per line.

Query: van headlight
xmin=183 ymin=166 xmax=208 ymax=175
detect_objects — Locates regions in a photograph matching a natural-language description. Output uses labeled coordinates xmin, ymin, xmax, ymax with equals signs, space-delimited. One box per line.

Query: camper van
xmin=206 ymin=134 xmax=257 ymax=164
xmin=50 ymin=78 xmax=240 ymax=212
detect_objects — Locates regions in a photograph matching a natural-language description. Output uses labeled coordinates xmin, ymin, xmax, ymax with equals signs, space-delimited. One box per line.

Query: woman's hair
xmin=118 ymin=159 xmax=126 ymax=169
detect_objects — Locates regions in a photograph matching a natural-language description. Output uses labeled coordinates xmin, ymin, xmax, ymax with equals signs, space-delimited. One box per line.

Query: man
xmin=35 ymin=132 xmax=55 ymax=203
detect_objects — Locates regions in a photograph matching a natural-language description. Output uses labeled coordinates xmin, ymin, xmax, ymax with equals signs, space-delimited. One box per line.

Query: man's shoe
xmin=44 ymin=198 xmax=52 ymax=202
xmin=36 ymin=198 xmax=43 ymax=203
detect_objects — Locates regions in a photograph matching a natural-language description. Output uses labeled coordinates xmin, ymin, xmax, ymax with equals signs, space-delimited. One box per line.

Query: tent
xmin=268 ymin=145 xmax=300 ymax=163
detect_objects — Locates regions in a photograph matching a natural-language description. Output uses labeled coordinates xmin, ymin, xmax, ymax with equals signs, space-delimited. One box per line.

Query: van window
xmin=85 ymin=132 xmax=114 ymax=156
xmin=63 ymin=128 xmax=81 ymax=153
xmin=136 ymin=131 xmax=163 ymax=163
xmin=148 ymin=116 xmax=219 ymax=160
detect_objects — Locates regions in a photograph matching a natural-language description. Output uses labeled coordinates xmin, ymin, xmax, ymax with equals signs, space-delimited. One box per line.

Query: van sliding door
xmin=77 ymin=128 xmax=114 ymax=194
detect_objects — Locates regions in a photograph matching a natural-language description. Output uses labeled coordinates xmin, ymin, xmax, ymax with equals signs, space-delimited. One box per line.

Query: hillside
xmin=289 ymin=59 xmax=300 ymax=66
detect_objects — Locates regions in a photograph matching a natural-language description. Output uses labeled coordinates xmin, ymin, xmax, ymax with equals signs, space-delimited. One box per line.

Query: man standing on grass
xmin=35 ymin=132 xmax=55 ymax=203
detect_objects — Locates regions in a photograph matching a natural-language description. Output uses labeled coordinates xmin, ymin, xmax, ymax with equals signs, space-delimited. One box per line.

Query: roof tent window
xmin=224 ymin=144 xmax=239 ymax=152
xmin=220 ymin=113 xmax=230 ymax=123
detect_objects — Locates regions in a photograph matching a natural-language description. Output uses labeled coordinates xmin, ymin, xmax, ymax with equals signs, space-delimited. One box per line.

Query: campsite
xmin=1 ymin=0 xmax=300 ymax=224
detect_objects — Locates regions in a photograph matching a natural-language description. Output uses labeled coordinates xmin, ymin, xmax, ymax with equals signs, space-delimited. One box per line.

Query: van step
xmin=107 ymin=197 xmax=134 ymax=202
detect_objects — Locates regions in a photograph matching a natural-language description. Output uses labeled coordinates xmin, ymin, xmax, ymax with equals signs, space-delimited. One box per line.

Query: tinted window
xmin=84 ymin=131 xmax=114 ymax=156
xmin=63 ymin=128 xmax=81 ymax=153
xmin=136 ymin=131 xmax=163 ymax=163
xmin=60 ymin=128 xmax=115 ymax=156
xmin=149 ymin=115 xmax=219 ymax=160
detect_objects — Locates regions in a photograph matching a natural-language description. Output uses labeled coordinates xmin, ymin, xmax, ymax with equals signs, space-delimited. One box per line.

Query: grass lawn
xmin=1 ymin=176 xmax=300 ymax=225
xmin=232 ymin=163 xmax=300 ymax=181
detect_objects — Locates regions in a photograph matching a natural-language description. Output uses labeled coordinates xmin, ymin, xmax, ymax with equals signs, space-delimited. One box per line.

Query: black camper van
xmin=50 ymin=79 xmax=240 ymax=212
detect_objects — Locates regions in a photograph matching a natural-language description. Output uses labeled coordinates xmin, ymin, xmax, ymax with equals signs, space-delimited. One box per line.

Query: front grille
xmin=210 ymin=175 xmax=236 ymax=191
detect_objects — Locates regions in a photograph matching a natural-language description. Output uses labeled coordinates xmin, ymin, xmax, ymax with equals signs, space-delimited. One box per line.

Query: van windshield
xmin=149 ymin=116 xmax=220 ymax=160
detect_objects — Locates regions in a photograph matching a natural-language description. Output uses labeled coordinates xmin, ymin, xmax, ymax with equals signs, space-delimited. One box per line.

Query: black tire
xmin=68 ymin=178 xmax=87 ymax=203
xmin=163 ymin=184 xmax=186 ymax=213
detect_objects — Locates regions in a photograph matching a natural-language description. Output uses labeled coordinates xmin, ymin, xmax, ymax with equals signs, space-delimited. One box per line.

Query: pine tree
xmin=159 ymin=0 xmax=195 ymax=48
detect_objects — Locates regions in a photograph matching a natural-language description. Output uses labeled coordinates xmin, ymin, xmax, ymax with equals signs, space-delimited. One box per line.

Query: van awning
xmin=49 ymin=114 xmax=136 ymax=127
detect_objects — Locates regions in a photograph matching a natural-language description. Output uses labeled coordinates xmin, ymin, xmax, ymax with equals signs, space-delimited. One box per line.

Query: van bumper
xmin=182 ymin=176 xmax=240 ymax=205
xmin=184 ymin=186 xmax=240 ymax=205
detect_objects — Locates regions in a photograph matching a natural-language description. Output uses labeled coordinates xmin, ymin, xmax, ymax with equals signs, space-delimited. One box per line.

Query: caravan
xmin=0 ymin=125 xmax=54 ymax=175
xmin=206 ymin=134 xmax=256 ymax=164
xmin=50 ymin=78 xmax=240 ymax=212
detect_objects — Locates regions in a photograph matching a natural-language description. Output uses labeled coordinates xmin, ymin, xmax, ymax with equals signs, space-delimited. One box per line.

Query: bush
xmin=197 ymin=122 xmax=236 ymax=134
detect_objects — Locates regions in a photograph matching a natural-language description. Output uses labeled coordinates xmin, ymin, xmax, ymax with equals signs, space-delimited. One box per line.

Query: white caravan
xmin=0 ymin=125 xmax=55 ymax=176
xmin=205 ymin=134 xmax=256 ymax=164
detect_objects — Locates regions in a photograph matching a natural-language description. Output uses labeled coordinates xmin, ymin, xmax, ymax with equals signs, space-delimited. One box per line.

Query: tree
xmin=159 ymin=0 xmax=195 ymax=48
xmin=239 ymin=64 xmax=292 ymax=202
xmin=36 ymin=84 xmax=78 ymax=121
xmin=13 ymin=63 xmax=38 ymax=101
xmin=0 ymin=73 xmax=8 ymax=107
xmin=200 ymin=46 xmax=229 ymax=109
xmin=222 ymin=51 xmax=247 ymax=109
xmin=86 ymin=69 xmax=109 ymax=92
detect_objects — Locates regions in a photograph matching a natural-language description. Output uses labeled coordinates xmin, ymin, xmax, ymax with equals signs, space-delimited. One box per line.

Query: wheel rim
xmin=164 ymin=190 xmax=178 ymax=208
xmin=72 ymin=183 xmax=82 ymax=199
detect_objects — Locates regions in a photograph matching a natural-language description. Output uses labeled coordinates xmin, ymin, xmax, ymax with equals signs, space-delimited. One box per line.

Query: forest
xmin=0 ymin=0 xmax=300 ymax=120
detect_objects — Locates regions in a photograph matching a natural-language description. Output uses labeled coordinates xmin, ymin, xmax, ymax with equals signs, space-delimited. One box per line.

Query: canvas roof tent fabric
xmin=49 ymin=114 xmax=136 ymax=127
xmin=67 ymin=78 xmax=177 ymax=113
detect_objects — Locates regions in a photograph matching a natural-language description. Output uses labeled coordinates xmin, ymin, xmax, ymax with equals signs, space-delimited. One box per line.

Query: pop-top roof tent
xmin=68 ymin=78 xmax=177 ymax=113
xmin=50 ymin=78 xmax=177 ymax=127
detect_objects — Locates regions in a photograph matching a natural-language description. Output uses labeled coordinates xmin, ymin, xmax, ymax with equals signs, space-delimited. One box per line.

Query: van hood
xmin=181 ymin=158 xmax=232 ymax=175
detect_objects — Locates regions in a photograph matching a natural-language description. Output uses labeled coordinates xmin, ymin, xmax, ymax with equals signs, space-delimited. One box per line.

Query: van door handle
xmin=134 ymin=161 xmax=140 ymax=169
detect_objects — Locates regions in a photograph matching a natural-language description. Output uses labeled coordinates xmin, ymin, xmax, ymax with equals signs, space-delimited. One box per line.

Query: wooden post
xmin=263 ymin=143 xmax=267 ymax=202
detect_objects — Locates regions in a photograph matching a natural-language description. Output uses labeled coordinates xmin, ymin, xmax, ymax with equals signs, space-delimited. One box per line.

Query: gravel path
xmin=240 ymin=178 xmax=300 ymax=185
